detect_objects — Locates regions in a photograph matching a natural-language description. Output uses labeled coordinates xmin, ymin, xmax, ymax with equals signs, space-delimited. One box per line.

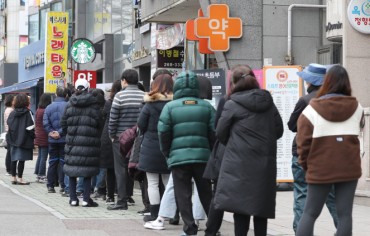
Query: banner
xmin=44 ymin=12 xmax=69 ymax=93
xmin=264 ymin=66 xmax=302 ymax=182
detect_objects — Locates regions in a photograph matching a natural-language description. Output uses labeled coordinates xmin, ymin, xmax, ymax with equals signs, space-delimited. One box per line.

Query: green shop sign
xmin=70 ymin=38 xmax=96 ymax=64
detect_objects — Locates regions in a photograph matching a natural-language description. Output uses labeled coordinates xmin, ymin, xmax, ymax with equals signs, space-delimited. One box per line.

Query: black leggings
xmin=296 ymin=180 xmax=358 ymax=236
xmin=11 ymin=161 xmax=25 ymax=178
xmin=233 ymin=213 xmax=267 ymax=236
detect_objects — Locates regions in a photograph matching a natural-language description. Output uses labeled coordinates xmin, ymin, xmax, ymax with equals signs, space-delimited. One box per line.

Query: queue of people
xmin=2 ymin=63 xmax=363 ymax=236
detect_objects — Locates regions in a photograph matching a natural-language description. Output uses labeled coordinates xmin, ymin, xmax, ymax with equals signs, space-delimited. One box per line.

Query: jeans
xmin=77 ymin=177 xmax=84 ymax=193
xmin=146 ymin=172 xmax=169 ymax=205
xmin=64 ymin=175 xmax=69 ymax=193
xmin=158 ymin=173 xmax=206 ymax=220
xmin=69 ymin=177 xmax=92 ymax=202
xmin=47 ymin=143 xmax=65 ymax=188
xmin=292 ymin=155 xmax=338 ymax=232
xmin=95 ymin=168 xmax=107 ymax=193
xmin=296 ymin=181 xmax=358 ymax=236
xmin=34 ymin=146 xmax=48 ymax=176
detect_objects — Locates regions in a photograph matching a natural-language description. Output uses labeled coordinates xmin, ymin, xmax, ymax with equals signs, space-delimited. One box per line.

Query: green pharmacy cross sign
xmin=70 ymin=38 xmax=96 ymax=64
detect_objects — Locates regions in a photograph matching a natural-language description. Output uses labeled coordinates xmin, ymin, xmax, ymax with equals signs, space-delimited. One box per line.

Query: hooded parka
xmin=61 ymin=92 xmax=102 ymax=178
xmin=214 ymin=89 xmax=284 ymax=218
xmin=158 ymin=73 xmax=215 ymax=168
xmin=137 ymin=93 xmax=172 ymax=174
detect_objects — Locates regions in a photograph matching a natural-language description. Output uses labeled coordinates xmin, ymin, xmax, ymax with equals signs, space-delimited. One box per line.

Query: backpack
xmin=119 ymin=125 xmax=137 ymax=159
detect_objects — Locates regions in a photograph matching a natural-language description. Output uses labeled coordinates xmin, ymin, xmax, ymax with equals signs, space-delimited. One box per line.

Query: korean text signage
xmin=71 ymin=38 xmax=96 ymax=64
xmin=73 ymin=70 xmax=97 ymax=89
xmin=194 ymin=4 xmax=242 ymax=51
xmin=186 ymin=9 xmax=213 ymax=54
xmin=264 ymin=66 xmax=303 ymax=182
xmin=347 ymin=0 xmax=370 ymax=34
xmin=194 ymin=69 xmax=225 ymax=108
xmin=157 ymin=46 xmax=184 ymax=68
xmin=44 ymin=12 xmax=68 ymax=93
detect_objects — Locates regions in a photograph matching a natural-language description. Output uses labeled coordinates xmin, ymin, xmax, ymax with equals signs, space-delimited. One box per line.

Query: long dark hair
xmin=317 ymin=65 xmax=352 ymax=97
xmin=38 ymin=93 xmax=52 ymax=109
xmin=4 ymin=94 xmax=14 ymax=107
xmin=110 ymin=80 xmax=122 ymax=100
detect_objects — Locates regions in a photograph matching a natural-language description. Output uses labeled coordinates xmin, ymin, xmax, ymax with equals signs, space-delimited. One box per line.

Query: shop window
xmin=40 ymin=8 xmax=50 ymax=40
xmin=51 ymin=2 xmax=62 ymax=11
xmin=29 ymin=13 xmax=39 ymax=44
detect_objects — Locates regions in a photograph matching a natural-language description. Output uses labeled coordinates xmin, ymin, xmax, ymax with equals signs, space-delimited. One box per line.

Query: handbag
xmin=119 ymin=125 xmax=137 ymax=158
xmin=128 ymin=127 xmax=145 ymax=181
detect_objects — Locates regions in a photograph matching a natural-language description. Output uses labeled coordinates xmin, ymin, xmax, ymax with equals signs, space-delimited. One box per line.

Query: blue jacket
xmin=43 ymin=97 xmax=67 ymax=143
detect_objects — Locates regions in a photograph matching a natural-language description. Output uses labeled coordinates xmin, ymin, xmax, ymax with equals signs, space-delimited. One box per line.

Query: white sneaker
xmin=144 ymin=219 xmax=165 ymax=230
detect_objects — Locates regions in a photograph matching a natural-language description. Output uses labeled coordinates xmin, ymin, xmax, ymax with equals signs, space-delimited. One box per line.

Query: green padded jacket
xmin=158 ymin=71 xmax=215 ymax=168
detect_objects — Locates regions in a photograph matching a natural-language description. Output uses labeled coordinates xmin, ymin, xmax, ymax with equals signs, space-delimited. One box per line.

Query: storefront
xmin=0 ymin=39 xmax=46 ymax=117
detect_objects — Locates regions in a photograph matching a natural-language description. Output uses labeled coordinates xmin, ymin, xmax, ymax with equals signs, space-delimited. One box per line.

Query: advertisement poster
xmin=44 ymin=12 xmax=69 ymax=93
xmin=194 ymin=68 xmax=226 ymax=108
xmin=264 ymin=66 xmax=302 ymax=182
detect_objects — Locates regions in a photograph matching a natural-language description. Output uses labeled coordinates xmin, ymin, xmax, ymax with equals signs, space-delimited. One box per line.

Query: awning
xmin=0 ymin=79 xmax=40 ymax=94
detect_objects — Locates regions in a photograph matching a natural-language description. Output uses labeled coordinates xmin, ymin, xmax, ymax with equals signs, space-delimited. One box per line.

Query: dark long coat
xmin=7 ymin=108 xmax=35 ymax=153
xmin=214 ymin=89 xmax=284 ymax=218
xmin=137 ymin=93 xmax=172 ymax=174
xmin=61 ymin=92 xmax=102 ymax=178
xmin=99 ymin=99 xmax=114 ymax=168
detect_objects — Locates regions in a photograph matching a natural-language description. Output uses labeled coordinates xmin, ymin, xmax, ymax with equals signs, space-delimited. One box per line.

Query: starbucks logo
xmin=71 ymin=39 xmax=96 ymax=64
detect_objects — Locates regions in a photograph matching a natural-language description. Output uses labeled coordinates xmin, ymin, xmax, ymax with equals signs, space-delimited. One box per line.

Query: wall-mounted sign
xmin=132 ymin=47 xmax=150 ymax=61
xmin=73 ymin=70 xmax=97 ymax=89
xmin=156 ymin=24 xmax=184 ymax=50
xmin=347 ymin=0 xmax=370 ymax=34
xmin=195 ymin=4 xmax=242 ymax=51
xmin=24 ymin=51 xmax=44 ymax=69
xmin=186 ymin=9 xmax=213 ymax=54
xmin=194 ymin=68 xmax=225 ymax=108
xmin=44 ymin=12 xmax=69 ymax=93
xmin=326 ymin=0 xmax=343 ymax=41
xmin=157 ymin=46 xmax=184 ymax=68
xmin=264 ymin=66 xmax=303 ymax=182
xmin=70 ymin=38 xmax=96 ymax=64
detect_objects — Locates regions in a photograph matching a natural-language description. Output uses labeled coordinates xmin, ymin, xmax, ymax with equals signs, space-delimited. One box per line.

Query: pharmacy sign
xmin=70 ymin=38 xmax=96 ymax=64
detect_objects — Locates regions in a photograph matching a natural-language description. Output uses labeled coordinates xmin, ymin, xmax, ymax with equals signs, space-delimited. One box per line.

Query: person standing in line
xmin=97 ymin=80 xmax=122 ymax=205
xmin=204 ymin=65 xmax=256 ymax=236
xmin=7 ymin=93 xmax=36 ymax=185
xmin=296 ymin=65 xmax=364 ymax=236
xmin=137 ymin=72 xmax=174 ymax=222
xmin=158 ymin=71 xmax=215 ymax=236
xmin=34 ymin=93 xmax=52 ymax=183
xmin=43 ymin=86 xmax=68 ymax=194
xmin=288 ymin=63 xmax=338 ymax=233
xmin=108 ymin=69 xmax=145 ymax=210
xmin=61 ymin=79 xmax=102 ymax=207
xmin=213 ymin=74 xmax=283 ymax=236
xmin=3 ymin=94 xmax=15 ymax=176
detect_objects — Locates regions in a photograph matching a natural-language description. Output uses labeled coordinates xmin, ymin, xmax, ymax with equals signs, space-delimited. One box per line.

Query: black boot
xmin=143 ymin=204 xmax=159 ymax=222
xmin=169 ymin=209 xmax=180 ymax=225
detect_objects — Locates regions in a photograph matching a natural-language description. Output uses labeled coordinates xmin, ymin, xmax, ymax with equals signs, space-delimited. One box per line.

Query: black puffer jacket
xmin=214 ymin=89 xmax=284 ymax=218
xmin=137 ymin=93 xmax=172 ymax=174
xmin=61 ymin=92 xmax=102 ymax=178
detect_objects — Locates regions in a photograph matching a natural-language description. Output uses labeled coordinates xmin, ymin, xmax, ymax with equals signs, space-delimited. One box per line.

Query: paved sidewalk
xmin=1 ymin=147 xmax=370 ymax=235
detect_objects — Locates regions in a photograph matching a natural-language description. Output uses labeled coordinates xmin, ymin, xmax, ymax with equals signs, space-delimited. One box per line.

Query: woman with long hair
xmin=3 ymin=94 xmax=15 ymax=176
xmin=34 ymin=93 xmax=52 ymax=183
xmin=296 ymin=65 xmax=364 ymax=236
xmin=213 ymin=71 xmax=283 ymax=236
xmin=7 ymin=93 xmax=36 ymax=185
xmin=138 ymin=72 xmax=174 ymax=222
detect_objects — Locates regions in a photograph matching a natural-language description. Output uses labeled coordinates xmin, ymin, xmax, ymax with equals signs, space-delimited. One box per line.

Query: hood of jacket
xmin=310 ymin=96 xmax=359 ymax=122
xmin=230 ymin=89 xmax=273 ymax=112
xmin=70 ymin=92 xmax=97 ymax=107
xmin=144 ymin=93 xmax=173 ymax=102
xmin=173 ymin=71 xmax=200 ymax=100
xmin=13 ymin=107 xmax=30 ymax=117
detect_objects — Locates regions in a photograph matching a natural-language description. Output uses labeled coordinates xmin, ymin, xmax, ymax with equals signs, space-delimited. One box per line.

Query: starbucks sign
xmin=70 ymin=38 xmax=96 ymax=64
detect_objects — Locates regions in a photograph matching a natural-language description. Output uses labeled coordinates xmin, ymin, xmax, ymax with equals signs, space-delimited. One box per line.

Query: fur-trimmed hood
xmin=144 ymin=93 xmax=173 ymax=102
